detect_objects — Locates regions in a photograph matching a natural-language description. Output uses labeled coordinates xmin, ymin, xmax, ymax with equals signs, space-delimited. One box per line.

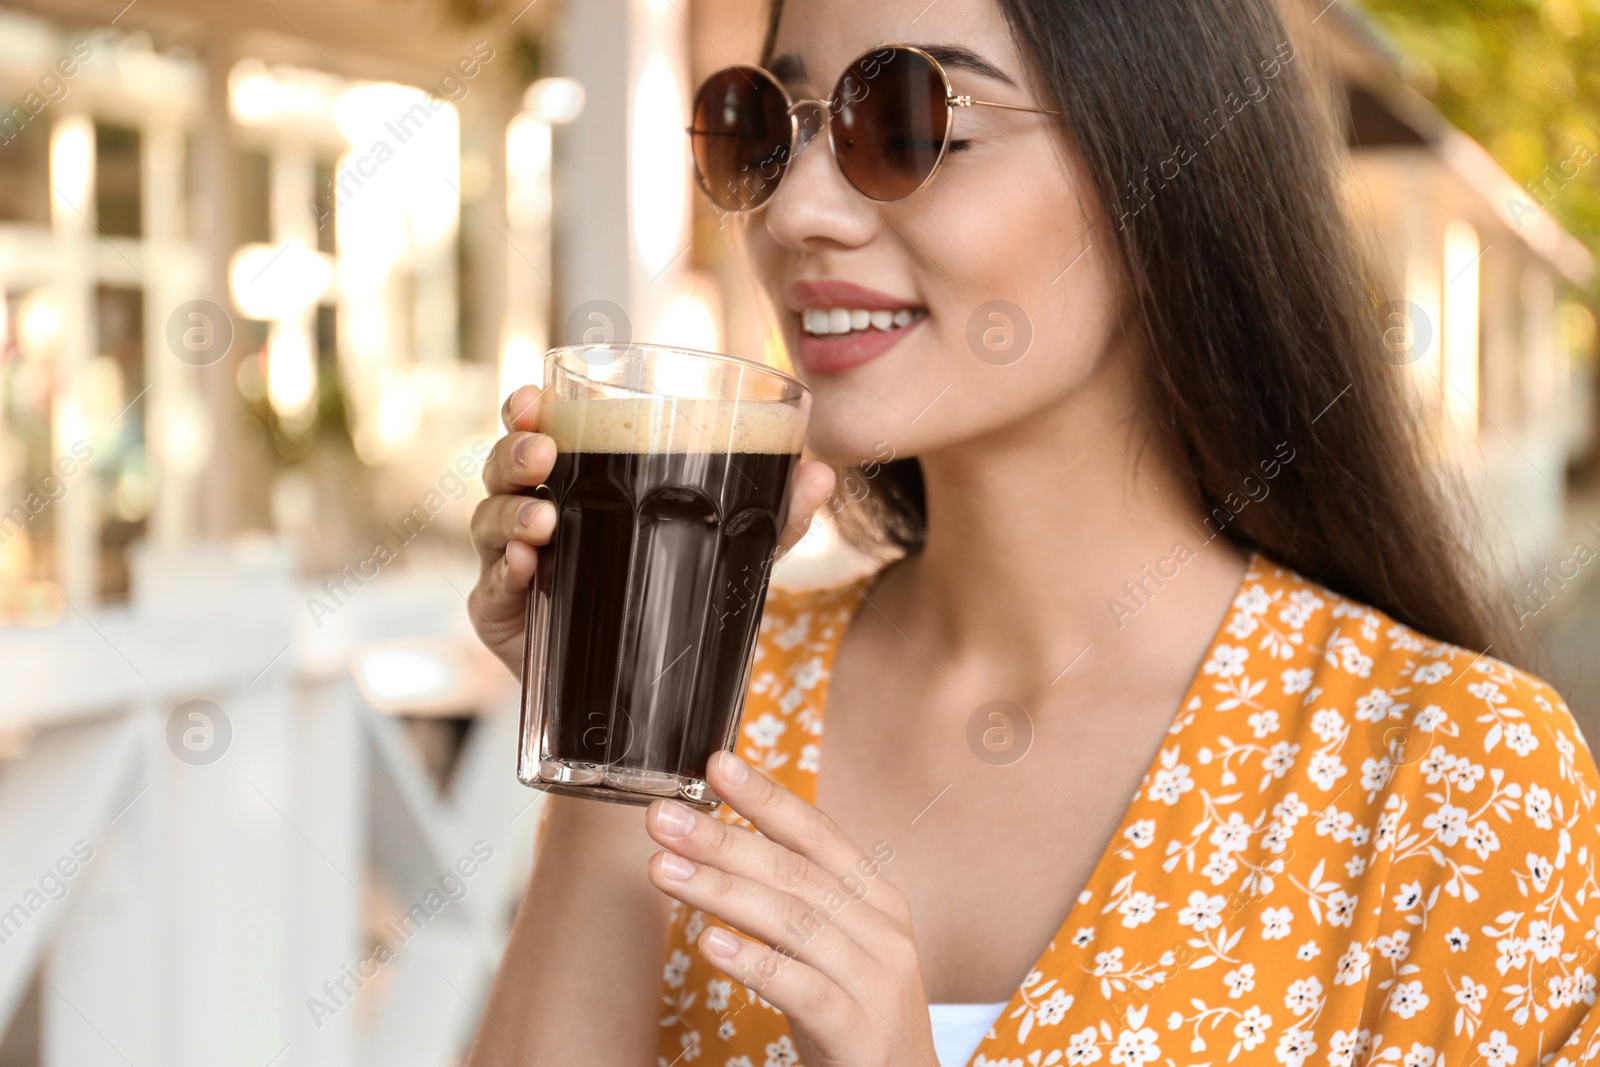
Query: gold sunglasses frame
xmin=685 ymin=43 xmax=1062 ymax=212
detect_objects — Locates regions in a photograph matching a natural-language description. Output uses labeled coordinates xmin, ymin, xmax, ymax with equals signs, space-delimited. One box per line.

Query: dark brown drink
xmin=519 ymin=393 xmax=807 ymax=808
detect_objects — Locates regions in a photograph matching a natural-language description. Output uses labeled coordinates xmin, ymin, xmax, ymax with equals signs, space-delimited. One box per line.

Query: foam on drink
xmin=541 ymin=396 xmax=806 ymax=456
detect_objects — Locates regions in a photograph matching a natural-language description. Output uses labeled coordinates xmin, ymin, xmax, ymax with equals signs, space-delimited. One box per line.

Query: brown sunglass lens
xmin=690 ymin=67 xmax=792 ymax=211
xmin=833 ymin=48 xmax=950 ymax=201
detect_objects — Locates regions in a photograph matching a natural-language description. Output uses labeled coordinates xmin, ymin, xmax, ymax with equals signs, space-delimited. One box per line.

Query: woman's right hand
xmin=468 ymin=384 xmax=838 ymax=678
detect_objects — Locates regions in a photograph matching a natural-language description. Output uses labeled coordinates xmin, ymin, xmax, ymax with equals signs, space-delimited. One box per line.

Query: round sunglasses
xmin=687 ymin=44 xmax=1061 ymax=213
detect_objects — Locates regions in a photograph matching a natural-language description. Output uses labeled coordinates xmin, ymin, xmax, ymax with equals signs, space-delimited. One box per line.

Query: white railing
xmin=0 ymin=539 xmax=542 ymax=1067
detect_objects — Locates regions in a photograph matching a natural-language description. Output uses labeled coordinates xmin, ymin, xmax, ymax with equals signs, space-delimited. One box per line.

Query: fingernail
xmin=720 ymin=751 xmax=750 ymax=787
xmin=703 ymin=927 xmax=740 ymax=959
xmin=518 ymin=500 xmax=537 ymax=528
xmin=659 ymin=851 xmax=695 ymax=880
xmin=655 ymin=799 xmax=696 ymax=836
xmin=512 ymin=435 xmax=533 ymax=468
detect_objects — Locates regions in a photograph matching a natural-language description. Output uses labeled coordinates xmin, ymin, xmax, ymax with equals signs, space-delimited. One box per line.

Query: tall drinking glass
xmin=517 ymin=343 xmax=811 ymax=810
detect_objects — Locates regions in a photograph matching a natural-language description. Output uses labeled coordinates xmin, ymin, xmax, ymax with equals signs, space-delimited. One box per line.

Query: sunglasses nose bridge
xmin=787 ymin=98 xmax=833 ymax=159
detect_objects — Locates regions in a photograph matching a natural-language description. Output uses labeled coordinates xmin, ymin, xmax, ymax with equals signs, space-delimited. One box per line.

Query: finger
xmin=645 ymin=845 xmax=866 ymax=976
xmin=471 ymin=494 xmax=557 ymax=567
xmin=684 ymin=919 xmax=850 ymax=1035
xmin=466 ymin=541 xmax=536 ymax=645
xmin=500 ymin=385 xmax=543 ymax=433
xmin=776 ymin=460 xmax=836 ymax=558
xmin=646 ymin=798 xmax=889 ymax=952
xmin=708 ymin=753 xmax=907 ymax=927
xmin=483 ymin=431 xmax=558 ymax=497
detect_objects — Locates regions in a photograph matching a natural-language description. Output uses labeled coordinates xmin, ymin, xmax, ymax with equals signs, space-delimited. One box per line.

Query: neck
xmin=889 ymin=361 xmax=1249 ymax=690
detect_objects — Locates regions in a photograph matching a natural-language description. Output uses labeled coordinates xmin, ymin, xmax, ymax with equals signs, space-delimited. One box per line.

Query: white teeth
xmin=801 ymin=306 xmax=924 ymax=336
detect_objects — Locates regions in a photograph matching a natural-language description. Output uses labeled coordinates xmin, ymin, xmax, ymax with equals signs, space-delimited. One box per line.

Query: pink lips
xmin=786 ymin=278 xmax=925 ymax=376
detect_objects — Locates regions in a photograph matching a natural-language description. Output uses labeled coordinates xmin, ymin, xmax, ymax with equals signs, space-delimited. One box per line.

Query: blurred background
xmin=0 ymin=0 xmax=1594 ymax=1063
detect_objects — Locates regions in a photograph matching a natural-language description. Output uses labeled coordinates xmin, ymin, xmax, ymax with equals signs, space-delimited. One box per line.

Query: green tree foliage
xmin=1358 ymin=0 xmax=1600 ymax=295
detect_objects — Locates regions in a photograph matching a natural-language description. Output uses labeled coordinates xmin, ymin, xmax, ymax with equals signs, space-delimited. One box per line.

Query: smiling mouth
xmin=800 ymin=306 xmax=929 ymax=339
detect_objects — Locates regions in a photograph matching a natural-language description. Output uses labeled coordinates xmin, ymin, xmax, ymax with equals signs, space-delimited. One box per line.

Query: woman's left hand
xmin=645 ymin=750 xmax=937 ymax=1067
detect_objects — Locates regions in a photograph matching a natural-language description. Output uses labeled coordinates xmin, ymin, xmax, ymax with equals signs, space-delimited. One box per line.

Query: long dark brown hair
xmin=759 ymin=0 xmax=1530 ymax=666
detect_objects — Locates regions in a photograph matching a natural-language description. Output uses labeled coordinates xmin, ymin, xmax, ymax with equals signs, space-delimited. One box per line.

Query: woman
xmin=463 ymin=0 xmax=1600 ymax=1064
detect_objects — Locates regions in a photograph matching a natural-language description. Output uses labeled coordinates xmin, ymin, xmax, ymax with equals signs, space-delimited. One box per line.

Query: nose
xmin=761 ymin=99 xmax=877 ymax=252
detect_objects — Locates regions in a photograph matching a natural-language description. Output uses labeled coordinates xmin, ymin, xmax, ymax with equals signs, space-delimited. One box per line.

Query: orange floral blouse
xmin=658 ymin=553 xmax=1600 ymax=1067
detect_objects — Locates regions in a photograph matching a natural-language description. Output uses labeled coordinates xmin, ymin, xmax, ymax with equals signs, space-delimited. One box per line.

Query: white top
xmin=929 ymin=1001 xmax=1010 ymax=1067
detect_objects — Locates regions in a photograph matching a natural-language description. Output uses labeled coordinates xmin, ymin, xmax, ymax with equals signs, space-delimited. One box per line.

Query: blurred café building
xmin=0 ymin=0 xmax=1593 ymax=1064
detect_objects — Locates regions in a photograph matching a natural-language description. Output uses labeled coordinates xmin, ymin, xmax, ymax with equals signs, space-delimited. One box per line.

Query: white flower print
xmin=1414 ymin=704 xmax=1447 ymax=731
xmin=1249 ymin=710 xmax=1280 ymax=737
xmin=1204 ymin=644 xmax=1248 ymax=678
xmin=1234 ymin=1005 xmax=1271 ymax=1049
xmin=1413 ymin=661 xmax=1451 ymax=684
xmin=1283 ymin=667 xmax=1313 ymax=694
xmin=1147 ymin=763 xmax=1194 ymax=805
xmin=1108 ymin=1026 xmax=1160 ymax=1066
xmin=1496 ymin=936 xmax=1528 ymax=975
xmin=1333 ymin=942 xmax=1371 ymax=986
xmin=1307 ymin=751 xmax=1347 ymax=791
xmin=1468 ymin=680 xmax=1507 ymax=704
xmin=744 ymin=713 xmax=785 ymax=748
xmin=1526 ymin=920 xmax=1563 ymax=963
xmin=1422 ymin=802 xmax=1469 ymax=846
xmin=1355 ymin=688 xmax=1396 ymax=723
xmin=706 ymin=978 xmax=732 ymax=1012
xmin=1388 ymin=980 xmax=1429 ymax=1019
xmin=1035 ymin=988 xmax=1073 ymax=1027
xmin=1445 ymin=755 xmax=1486 ymax=792
xmin=1072 ymin=927 xmax=1095 ymax=948
xmin=1209 ymin=812 xmax=1251 ymax=854
xmin=1066 ymin=1028 xmax=1103 ymax=1065
xmin=1093 ymin=948 xmax=1124 ymax=976
xmin=1403 ymin=1044 xmax=1438 ymax=1067
xmin=1296 ymin=940 xmax=1321 ymax=961
xmin=675 ymin=1029 xmax=701 ymax=1061
xmin=1528 ymin=853 xmax=1553 ymax=893
xmin=1318 ymin=889 xmax=1356 ymax=927
xmin=1311 ymin=708 xmax=1344 ymax=742
xmin=1476 ymin=1030 xmax=1516 ymax=1067
xmin=1504 ymin=722 xmax=1538 ymax=756
xmin=1445 ymin=927 xmax=1469 ymax=952
xmin=665 ymin=949 xmax=691 ymax=989
xmin=1456 ymin=977 xmax=1488 ymax=1013
xmin=1284 ymin=976 xmax=1323 ymax=1016
xmin=791 ymin=656 xmax=824 ymax=690
xmin=1465 ymin=820 xmax=1500 ymax=861
xmin=1274 ymin=1027 xmax=1317 ymax=1067
xmin=1376 ymin=930 xmax=1411 ymax=960
xmin=1524 ymin=784 xmax=1553 ymax=829
xmin=1260 ymin=906 xmax=1293 ymax=940
xmin=1327 ymin=1028 xmax=1371 ymax=1067
xmin=1264 ymin=741 xmax=1300 ymax=779
xmin=1125 ymin=819 xmax=1156 ymax=848
xmin=1177 ymin=891 xmax=1227 ymax=932
xmin=1202 ymin=851 xmax=1239 ymax=886
xmin=1224 ymin=963 xmax=1256 ymax=998
xmin=1273 ymin=793 xmax=1310 ymax=823
xmin=1316 ymin=806 xmax=1354 ymax=840
xmin=1392 ymin=881 xmax=1423 ymax=910
xmin=1118 ymin=891 xmax=1158 ymax=928
xmin=1360 ymin=756 xmax=1394 ymax=792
